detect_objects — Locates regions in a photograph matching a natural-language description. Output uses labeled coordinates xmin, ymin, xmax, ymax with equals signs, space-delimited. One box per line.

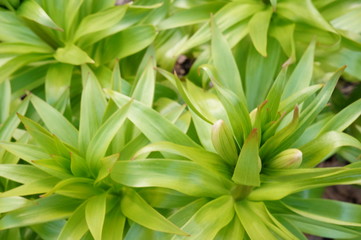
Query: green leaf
xmin=107 ymin=90 xmax=199 ymax=148
xmin=41 ymin=177 xmax=97 ymax=199
xmin=200 ymin=64 xmax=252 ymax=143
xmin=86 ymin=193 xmax=107 ymax=240
xmin=0 ymin=11 xmax=44 ymax=44
xmin=0 ymin=80 xmax=11 ymax=123
xmin=0 ymin=197 xmax=30 ymax=213
xmin=74 ymin=5 xmax=128 ymax=42
xmin=277 ymin=0 xmax=336 ymax=33
xmin=214 ymin=216 xmax=245 ymax=240
xmin=282 ymin=40 xmax=315 ymax=99
xmin=248 ymin=8 xmax=273 ymax=57
xmin=279 ymin=84 xmax=322 ymax=113
xmin=173 ymin=196 xmax=234 ymax=240
xmin=244 ymin=38 xmax=282 ymax=110
xmin=0 ymin=164 xmax=50 ymax=183
xmin=111 ymin=159 xmax=233 ymax=198
xmin=102 ymin=25 xmax=157 ymax=62
xmin=175 ymin=2 xmax=263 ymax=55
xmin=134 ymin=141 xmax=231 ymax=177
xmin=30 ymin=94 xmax=78 ymax=148
xmin=58 ymin=202 xmax=88 ymax=240
xmin=0 ymin=177 xmax=58 ymax=197
xmin=121 ymin=188 xmax=187 ymax=236
xmin=270 ymin=23 xmax=296 ymax=60
xmin=31 ymin=220 xmax=65 ymax=240
xmin=95 ymin=154 xmax=119 ymax=183
xmin=265 ymin=67 xmax=288 ymax=121
xmin=232 ymin=129 xmax=261 ymax=186
xmin=0 ymin=53 xmax=51 ymax=84
xmin=54 ymin=44 xmax=95 ymax=65
xmin=0 ymin=195 xmax=80 ymax=230
xmin=248 ymin=167 xmax=361 ymax=200
xmin=158 ymin=2 xmax=224 ymax=30
xmin=211 ymin=20 xmax=245 ymax=101
xmin=86 ymin=100 xmax=131 ymax=172
xmin=281 ymin=214 xmax=361 ymax=239
xmin=0 ymin=142 xmax=50 ymax=162
xmin=102 ymin=206 xmax=126 ymax=240
xmin=17 ymin=0 xmax=63 ymax=31
xmin=131 ymin=59 xmax=155 ymax=107
xmin=235 ymin=201 xmax=278 ymax=240
xmin=300 ymin=131 xmax=361 ymax=167
xmin=319 ymin=98 xmax=361 ymax=134
xmin=0 ymin=98 xmax=29 ymax=142
xmin=78 ymin=71 xmax=107 ymax=155
xmin=157 ymin=68 xmax=214 ymax=124
xmin=18 ymin=114 xmax=69 ymax=157
xmin=45 ymin=63 xmax=73 ymax=105
xmin=282 ymin=197 xmax=361 ymax=227
xmin=139 ymin=188 xmax=197 ymax=209
xmin=63 ymin=0 xmax=84 ymax=39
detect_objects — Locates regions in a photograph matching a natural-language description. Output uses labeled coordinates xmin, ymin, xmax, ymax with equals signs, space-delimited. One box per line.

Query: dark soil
xmin=173 ymin=55 xmax=195 ymax=77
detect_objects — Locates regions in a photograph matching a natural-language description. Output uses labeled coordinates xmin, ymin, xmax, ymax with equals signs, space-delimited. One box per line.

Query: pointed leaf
xmin=101 ymin=25 xmax=156 ymax=62
xmin=0 ymin=142 xmax=50 ymax=162
xmin=232 ymin=129 xmax=260 ymax=186
xmin=74 ymin=5 xmax=128 ymax=41
xmin=102 ymin=206 xmax=126 ymax=240
xmin=78 ymin=72 xmax=107 ymax=154
xmin=45 ymin=63 xmax=73 ymax=105
xmin=0 ymin=177 xmax=58 ymax=197
xmin=121 ymin=188 xmax=187 ymax=236
xmin=0 ymin=164 xmax=50 ymax=183
xmin=134 ymin=141 xmax=231 ymax=177
xmin=111 ymin=159 xmax=233 ymax=198
xmin=86 ymin=100 xmax=131 ymax=172
xmin=235 ymin=201 xmax=278 ymax=240
xmin=0 ymin=195 xmax=81 ymax=230
xmin=86 ymin=193 xmax=107 ymax=240
xmin=0 ymin=98 xmax=29 ymax=141
xmin=0 ymin=197 xmax=30 ymax=214
xmin=211 ymin=19 xmax=245 ymax=100
xmin=58 ymin=202 xmax=88 ymax=240
xmin=283 ymin=197 xmax=361 ymax=227
xmin=173 ymin=196 xmax=234 ymax=240
xmin=0 ymin=80 xmax=11 ymax=123
xmin=31 ymin=94 xmax=78 ymax=148
xmin=107 ymin=90 xmax=199 ymax=148
xmin=320 ymin=98 xmax=361 ymax=134
xmin=300 ymin=131 xmax=361 ymax=167
xmin=17 ymin=0 xmax=63 ymax=30
xmin=283 ymin=41 xmax=315 ymax=99
xmin=132 ymin=59 xmax=155 ymax=107
xmin=54 ymin=44 xmax=94 ymax=65
xmin=248 ymin=8 xmax=273 ymax=57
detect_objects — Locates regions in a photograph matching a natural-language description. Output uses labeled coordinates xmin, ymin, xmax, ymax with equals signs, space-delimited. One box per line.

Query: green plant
xmin=0 ymin=0 xmax=158 ymax=104
xmin=106 ymin=23 xmax=361 ymax=239
xmin=0 ymin=60 xmax=195 ymax=239
xmin=0 ymin=1 xmax=361 ymax=240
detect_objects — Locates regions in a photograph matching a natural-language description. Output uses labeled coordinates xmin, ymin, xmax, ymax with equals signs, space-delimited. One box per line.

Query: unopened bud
xmin=268 ymin=148 xmax=302 ymax=169
xmin=211 ymin=120 xmax=238 ymax=165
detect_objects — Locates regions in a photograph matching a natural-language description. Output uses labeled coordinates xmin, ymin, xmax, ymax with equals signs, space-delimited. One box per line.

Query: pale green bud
xmin=268 ymin=148 xmax=302 ymax=169
xmin=211 ymin=120 xmax=238 ymax=165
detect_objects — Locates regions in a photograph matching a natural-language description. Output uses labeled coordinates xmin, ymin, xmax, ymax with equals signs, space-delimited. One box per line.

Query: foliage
xmin=0 ymin=0 xmax=360 ymax=239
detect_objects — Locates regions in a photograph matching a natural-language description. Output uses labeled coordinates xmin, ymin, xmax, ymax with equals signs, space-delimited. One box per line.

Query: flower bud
xmin=268 ymin=148 xmax=302 ymax=169
xmin=211 ymin=120 xmax=238 ymax=165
